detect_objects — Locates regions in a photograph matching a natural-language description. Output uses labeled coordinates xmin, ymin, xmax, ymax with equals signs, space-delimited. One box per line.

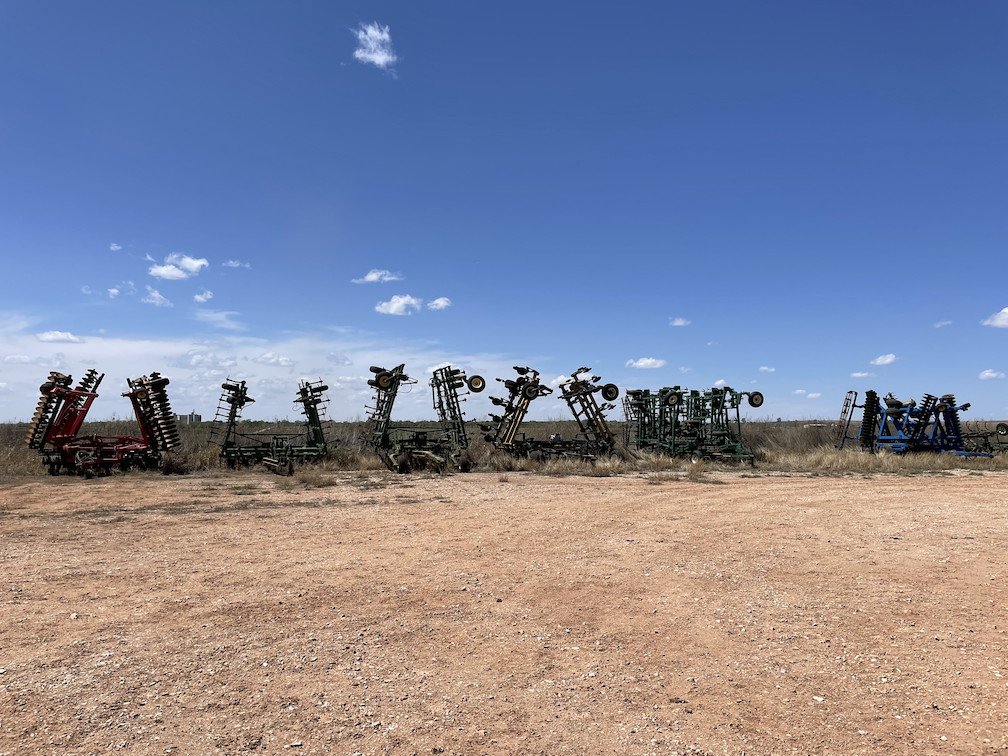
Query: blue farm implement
xmin=835 ymin=389 xmax=1005 ymax=456
xmin=623 ymin=385 xmax=764 ymax=463
xmin=24 ymin=369 xmax=181 ymax=477
xmin=210 ymin=378 xmax=333 ymax=473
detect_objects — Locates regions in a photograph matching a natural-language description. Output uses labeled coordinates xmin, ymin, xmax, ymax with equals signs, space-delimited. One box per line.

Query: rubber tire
xmin=522 ymin=383 xmax=539 ymax=401
xmin=997 ymin=422 xmax=1008 ymax=437
xmin=601 ymin=383 xmax=619 ymax=402
xmin=665 ymin=392 xmax=682 ymax=407
xmin=467 ymin=375 xmax=486 ymax=393
xmin=377 ymin=372 xmax=393 ymax=390
xmin=748 ymin=391 xmax=764 ymax=408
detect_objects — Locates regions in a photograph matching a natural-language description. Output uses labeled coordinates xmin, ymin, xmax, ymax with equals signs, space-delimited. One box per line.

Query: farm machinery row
xmin=836 ymin=389 xmax=1008 ymax=457
xmin=622 ymin=385 xmax=765 ymax=462
xmin=23 ymin=369 xmax=182 ymax=476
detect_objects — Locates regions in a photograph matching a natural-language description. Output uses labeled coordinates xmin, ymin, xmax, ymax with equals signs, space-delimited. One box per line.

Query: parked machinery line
xmin=23 ymin=369 xmax=182 ymax=476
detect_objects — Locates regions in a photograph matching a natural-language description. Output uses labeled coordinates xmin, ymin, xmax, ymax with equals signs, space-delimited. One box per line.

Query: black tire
xmin=467 ymin=375 xmax=486 ymax=393
xmin=395 ymin=453 xmax=411 ymax=474
xmin=601 ymin=383 xmax=619 ymax=402
xmin=665 ymin=391 xmax=682 ymax=407
xmin=748 ymin=391 xmax=764 ymax=408
xmin=376 ymin=371 xmax=393 ymax=390
xmin=522 ymin=383 xmax=539 ymax=401
xmin=997 ymin=422 xmax=1008 ymax=437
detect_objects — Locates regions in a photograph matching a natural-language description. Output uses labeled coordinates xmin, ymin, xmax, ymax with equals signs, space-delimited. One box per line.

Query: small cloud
xmin=851 ymin=371 xmax=875 ymax=378
xmin=109 ymin=242 xmax=122 ymax=251
xmin=759 ymin=366 xmax=775 ymax=373
xmin=36 ymin=330 xmax=84 ymax=343
xmin=979 ymin=369 xmax=1006 ymax=380
xmin=194 ymin=289 xmax=213 ymax=303
xmin=807 ymin=392 xmax=822 ymax=399
xmin=81 ymin=285 xmax=92 ymax=295
xmin=713 ymin=378 xmax=727 ymax=387
xmin=870 ymin=353 xmax=897 ymax=366
xmin=933 ymin=320 xmax=952 ymax=329
xmin=982 ymin=307 xmax=1008 ymax=328
xmin=625 ymin=357 xmax=667 ymax=369
xmin=148 ymin=263 xmax=188 ymax=280
xmin=142 ymin=286 xmax=173 ymax=307
xmin=352 ymin=268 xmax=403 ymax=284
xmin=669 ymin=317 xmax=691 ymax=327
xmin=427 ymin=297 xmax=452 ymax=311
xmin=353 ymin=22 xmax=398 ymax=71
xmin=222 ymin=259 xmax=251 ymax=269
xmin=793 ymin=389 xmax=807 ymax=395
xmin=375 ymin=294 xmax=422 ymax=315
xmin=168 ymin=253 xmax=208 ymax=275
xmin=327 ymin=352 xmax=352 ymax=366
xmin=4 ymin=354 xmax=32 ymax=363
xmin=679 ymin=366 xmax=691 ymax=374
xmin=194 ymin=310 xmax=242 ymax=330
xmin=252 ymin=352 xmax=294 ymax=368
xmin=108 ymin=288 xmax=120 ymax=299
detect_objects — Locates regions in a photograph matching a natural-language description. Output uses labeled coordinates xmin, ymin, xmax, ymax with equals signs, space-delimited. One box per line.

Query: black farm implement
xmin=364 ymin=364 xmax=485 ymax=473
xmin=623 ymin=385 xmax=764 ymax=462
xmin=210 ymin=378 xmax=333 ymax=473
xmin=23 ymin=369 xmax=181 ymax=476
xmin=482 ymin=366 xmax=622 ymax=461
xmin=836 ymin=389 xmax=1006 ymax=457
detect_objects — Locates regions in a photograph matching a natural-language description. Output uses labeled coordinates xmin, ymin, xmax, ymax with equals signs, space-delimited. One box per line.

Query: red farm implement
xmin=23 ymin=369 xmax=182 ymax=477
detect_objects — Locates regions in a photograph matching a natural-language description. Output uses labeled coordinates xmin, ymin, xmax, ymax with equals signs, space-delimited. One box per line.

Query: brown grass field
xmin=2 ymin=422 xmax=1007 ymax=754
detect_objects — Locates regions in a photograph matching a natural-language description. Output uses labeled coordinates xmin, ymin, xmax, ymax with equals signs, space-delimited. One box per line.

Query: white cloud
xmin=36 ymin=331 xmax=84 ymax=343
xmin=81 ymin=285 xmax=92 ymax=295
xmin=4 ymin=354 xmax=32 ymax=363
xmin=353 ymin=269 xmax=403 ymax=284
xmin=793 ymin=389 xmax=807 ymax=395
xmin=713 ymin=378 xmax=727 ymax=387
xmin=807 ymin=392 xmax=822 ymax=399
xmin=679 ymin=366 xmax=691 ymax=374
xmin=252 ymin=352 xmax=294 ymax=368
xmin=353 ymin=22 xmax=398 ymax=71
xmin=375 ymin=295 xmax=422 ymax=315
xmin=148 ymin=253 xmax=208 ymax=280
xmin=979 ymin=369 xmax=1006 ymax=380
xmin=933 ymin=320 xmax=952 ymax=329
xmin=870 ymin=353 xmax=897 ymax=366
xmin=194 ymin=310 xmax=242 ymax=330
xmin=851 ymin=371 xmax=875 ymax=378
xmin=194 ymin=290 xmax=214 ymax=303
xmin=982 ymin=307 xmax=1008 ymax=328
xmin=427 ymin=297 xmax=452 ymax=311
xmin=759 ymin=366 xmax=775 ymax=373
xmin=171 ymin=349 xmax=238 ymax=370
xmin=109 ymin=243 xmax=122 ymax=252
xmin=142 ymin=286 xmax=173 ymax=307
xmin=669 ymin=317 xmax=691 ymax=327
xmin=223 ymin=259 xmax=251 ymax=269
xmin=327 ymin=352 xmax=352 ymax=366
xmin=108 ymin=288 xmax=120 ymax=299
xmin=625 ymin=357 xmax=666 ymax=369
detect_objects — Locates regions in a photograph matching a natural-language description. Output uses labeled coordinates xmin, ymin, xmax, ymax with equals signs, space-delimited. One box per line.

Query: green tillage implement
xmin=364 ymin=364 xmax=485 ymax=473
xmin=624 ymin=385 xmax=764 ymax=462
xmin=210 ymin=378 xmax=332 ymax=473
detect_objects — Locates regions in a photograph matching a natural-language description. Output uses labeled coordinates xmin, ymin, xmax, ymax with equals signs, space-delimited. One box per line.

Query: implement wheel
xmin=376 ymin=371 xmax=393 ymax=390
xmin=467 ymin=375 xmax=486 ymax=393
xmin=522 ymin=383 xmax=539 ymax=401
xmin=601 ymin=383 xmax=619 ymax=402
xmin=748 ymin=391 xmax=764 ymax=408
xmin=997 ymin=423 xmax=1008 ymax=437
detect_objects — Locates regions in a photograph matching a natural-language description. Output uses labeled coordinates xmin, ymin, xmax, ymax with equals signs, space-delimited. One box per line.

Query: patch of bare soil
xmin=1 ymin=470 xmax=1006 ymax=755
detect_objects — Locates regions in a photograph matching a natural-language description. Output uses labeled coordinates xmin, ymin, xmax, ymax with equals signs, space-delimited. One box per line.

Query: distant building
xmin=175 ymin=411 xmax=202 ymax=425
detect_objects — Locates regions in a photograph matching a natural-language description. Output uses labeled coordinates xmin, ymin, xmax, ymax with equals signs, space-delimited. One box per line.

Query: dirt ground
xmin=1 ymin=469 xmax=1006 ymax=756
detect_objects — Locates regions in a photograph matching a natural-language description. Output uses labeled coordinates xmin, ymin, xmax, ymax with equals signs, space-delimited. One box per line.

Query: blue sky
xmin=1 ymin=2 xmax=1005 ymax=423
